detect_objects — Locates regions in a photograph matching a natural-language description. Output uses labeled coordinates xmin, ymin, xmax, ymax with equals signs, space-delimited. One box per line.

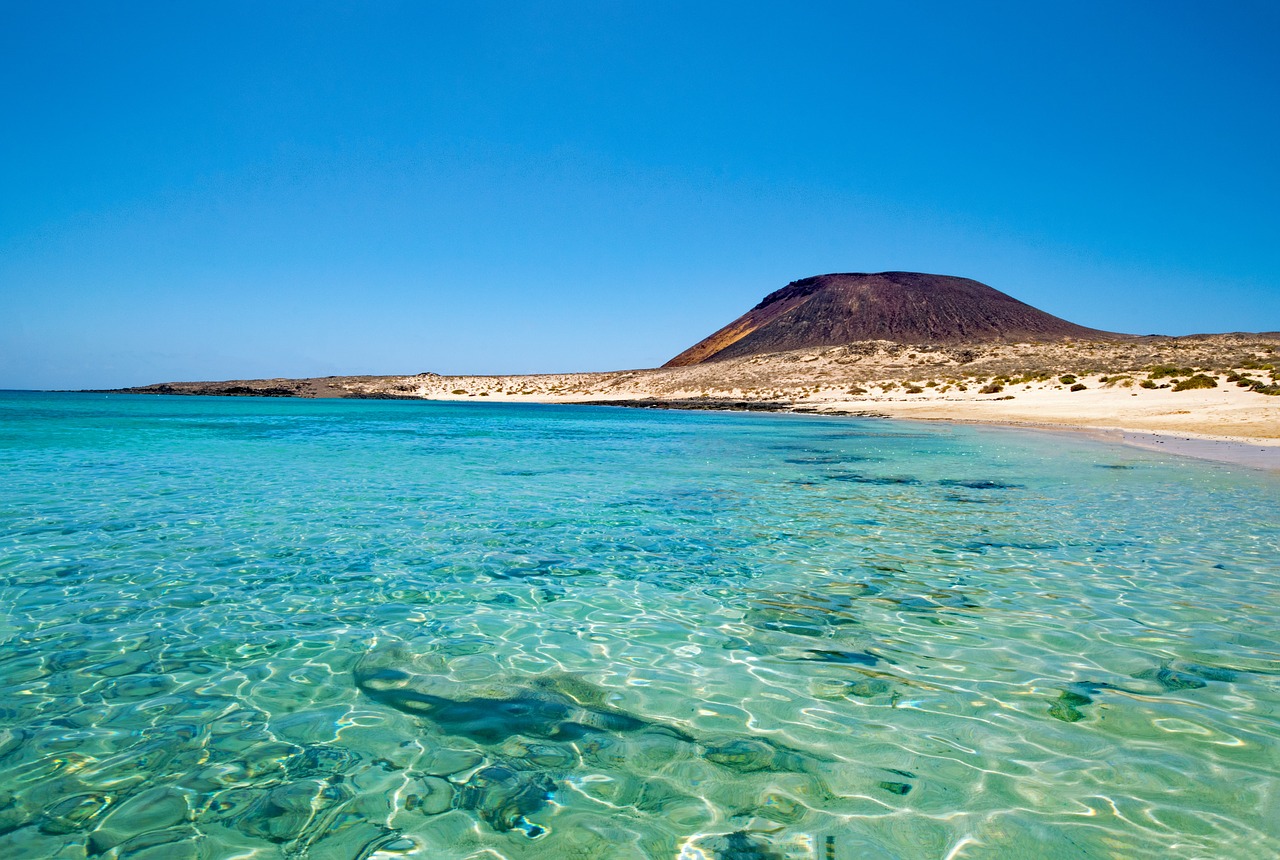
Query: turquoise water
xmin=1 ymin=392 xmax=1278 ymax=859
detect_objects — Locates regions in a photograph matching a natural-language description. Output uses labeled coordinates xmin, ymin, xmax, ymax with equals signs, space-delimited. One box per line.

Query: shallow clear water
xmin=1 ymin=392 xmax=1278 ymax=859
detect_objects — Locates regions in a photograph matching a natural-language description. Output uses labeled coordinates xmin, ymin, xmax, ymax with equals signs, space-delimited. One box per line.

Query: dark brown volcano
xmin=665 ymin=272 xmax=1125 ymax=366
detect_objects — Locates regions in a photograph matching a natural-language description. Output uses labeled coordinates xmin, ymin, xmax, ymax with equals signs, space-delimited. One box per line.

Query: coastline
xmin=98 ymin=335 xmax=1280 ymax=472
xmin=575 ymin=397 xmax=1280 ymax=472
xmin=86 ymin=384 xmax=1280 ymax=473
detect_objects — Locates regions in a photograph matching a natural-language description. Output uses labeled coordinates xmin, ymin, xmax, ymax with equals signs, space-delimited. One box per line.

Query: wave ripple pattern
xmin=0 ymin=393 xmax=1277 ymax=859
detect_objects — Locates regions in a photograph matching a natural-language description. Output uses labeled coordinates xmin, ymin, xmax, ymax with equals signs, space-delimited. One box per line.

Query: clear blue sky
xmin=3 ymin=1 xmax=1277 ymax=389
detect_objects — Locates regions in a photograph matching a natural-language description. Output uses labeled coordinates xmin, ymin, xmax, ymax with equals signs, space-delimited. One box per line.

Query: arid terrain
xmin=112 ymin=272 xmax=1280 ymax=462
xmin=665 ymin=271 xmax=1122 ymax=366
xmin=119 ymin=334 xmax=1280 ymax=449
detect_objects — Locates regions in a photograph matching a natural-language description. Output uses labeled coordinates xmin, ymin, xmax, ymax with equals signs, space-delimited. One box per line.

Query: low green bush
xmin=1148 ymin=365 xmax=1193 ymax=380
xmin=1172 ymin=374 xmax=1217 ymax=391
xmin=1070 ymin=383 xmax=1087 ymax=391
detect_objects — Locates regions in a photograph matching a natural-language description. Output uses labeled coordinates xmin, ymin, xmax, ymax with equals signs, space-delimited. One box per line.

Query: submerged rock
xmin=87 ymin=787 xmax=191 ymax=854
xmin=789 ymin=648 xmax=881 ymax=666
xmin=1047 ymin=694 xmax=1089 ymax=723
xmin=824 ymin=473 xmax=921 ymax=486
xmin=877 ymin=780 xmax=913 ymax=795
xmin=702 ymin=737 xmax=819 ymax=774
xmin=354 ymin=651 xmax=695 ymax=745
xmin=284 ymin=744 xmax=359 ymax=780
xmin=677 ymin=830 xmax=787 ymax=860
xmin=456 ymin=764 xmax=554 ymax=834
xmin=404 ymin=776 xmax=454 ymax=816
xmin=39 ymin=791 xmax=112 ymax=835
xmin=230 ymin=780 xmax=352 ymax=844
xmin=812 ymin=677 xmax=895 ymax=700
xmin=1047 ymin=680 xmax=1138 ymax=722
xmin=936 ymin=479 xmax=1024 ymax=490
xmin=1133 ymin=666 xmax=1208 ymax=692
xmin=0 ymin=791 xmax=30 ymax=836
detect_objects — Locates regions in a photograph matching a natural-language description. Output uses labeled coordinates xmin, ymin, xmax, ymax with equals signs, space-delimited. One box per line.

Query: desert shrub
xmin=1070 ymin=383 xmax=1087 ymax=392
xmin=904 ymin=385 xmax=924 ymax=394
xmin=1250 ymin=383 xmax=1280 ymax=395
xmin=1148 ymin=365 xmax=1193 ymax=379
xmin=1172 ymin=374 xmax=1217 ymax=391
xmin=1059 ymin=375 xmax=1077 ymax=385
xmin=1140 ymin=379 xmax=1158 ymax=389
xmin=979 ymin=383 xmax=1003 ymax=394
xmin=451 ymin=389 xmax=467 ymax=395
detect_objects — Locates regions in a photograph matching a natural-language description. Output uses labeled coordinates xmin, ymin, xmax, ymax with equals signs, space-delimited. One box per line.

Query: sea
xmin=1 ymin=391 xmax=1277 ymax=859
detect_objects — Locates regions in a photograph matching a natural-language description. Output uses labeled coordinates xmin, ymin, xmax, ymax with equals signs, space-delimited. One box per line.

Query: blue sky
xmin=3 ymin=1 xmax=1278 ymax=389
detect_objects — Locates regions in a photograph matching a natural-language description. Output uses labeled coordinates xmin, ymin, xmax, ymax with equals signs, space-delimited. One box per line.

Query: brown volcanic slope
xmin=665 ymin=272 xmax=1126 ymax=366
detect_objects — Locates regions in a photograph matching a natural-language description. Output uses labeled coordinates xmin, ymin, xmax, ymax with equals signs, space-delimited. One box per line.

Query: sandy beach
xmin=398 ymin=371 xmax=1280 ymax=471
xmin=120 ymin=335 xmax=1280 ymax=471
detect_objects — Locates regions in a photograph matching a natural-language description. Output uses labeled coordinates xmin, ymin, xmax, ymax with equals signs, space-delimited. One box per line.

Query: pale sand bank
xmin=1106 ymin=432 xmax=1280 ymax=472
xmin=387 ymin=371 xmax=1279 ymax=471
xmin=120 ymin=336 xmax=1280 ymax=470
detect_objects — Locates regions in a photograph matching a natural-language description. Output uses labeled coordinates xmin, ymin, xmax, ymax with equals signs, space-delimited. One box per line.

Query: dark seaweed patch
xmin=883 ymin=590 xmax=979 ymax=613
xmin=744 ymin=592 xmax=862 ymax=637
xmin=937 ymin=479 xmax=1024 ymax=490
xmin=878 ymin=781 xmax=912 ymax=795
xmin=783 ymin=454 xmax=882 ymax=465
xmin=824 ymin=473 xmax=921 ymax=486
xmin=354 ymin=667 xmax=693 ymax=745
xmin=963 ymin=540 xmax=1059 ymax=552
xmin=792 ymin=649 xmax=881 ymax=666
xmin=1176 ymin=663 xmax=1240 ymax=683
xmin=1047 ymin=679 xmax=1147 ymax=722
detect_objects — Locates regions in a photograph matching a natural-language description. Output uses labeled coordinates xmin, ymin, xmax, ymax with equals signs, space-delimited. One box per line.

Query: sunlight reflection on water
xmin=0 ymin=393 xmax=1277 ymax=859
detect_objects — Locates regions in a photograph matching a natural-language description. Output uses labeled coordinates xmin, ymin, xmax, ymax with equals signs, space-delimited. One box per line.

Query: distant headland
xmin=105 ymin=271 xmax=1280 ymax=457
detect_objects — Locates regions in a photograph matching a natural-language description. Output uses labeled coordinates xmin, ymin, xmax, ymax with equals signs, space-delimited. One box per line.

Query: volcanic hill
xmin=665 ymin=272 xmax=1126 ymax=366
